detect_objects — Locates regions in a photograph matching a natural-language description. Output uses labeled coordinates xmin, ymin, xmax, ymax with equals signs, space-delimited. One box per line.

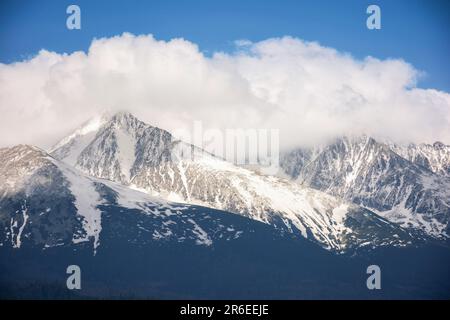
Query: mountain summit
xmin=281 ymin=135 xmax=450 ymax=238
xmin=45 ymin=112 xmax=429 ymax=252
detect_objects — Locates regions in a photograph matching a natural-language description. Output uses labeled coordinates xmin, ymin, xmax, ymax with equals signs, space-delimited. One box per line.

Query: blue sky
xmin=0 ymin=0 xmax=449 ymax=91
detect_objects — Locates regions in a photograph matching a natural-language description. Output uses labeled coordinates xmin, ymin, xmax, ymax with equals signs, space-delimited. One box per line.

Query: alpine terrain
xmin=49 ymin=112 xmax=426 ymax=252
xmin=280 ymin=136 xmax=450 ymax=240
xmin=1 ymin=113 xmax=449 ymax=299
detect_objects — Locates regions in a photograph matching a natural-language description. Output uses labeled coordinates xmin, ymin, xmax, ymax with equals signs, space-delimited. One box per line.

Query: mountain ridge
xmin=0 ymin=144 xmax=273 ymax=253
xmin=47 ymin=113 xmax=432 ymax=252
xmin=281 ymin=135 xmax=450 ymax=238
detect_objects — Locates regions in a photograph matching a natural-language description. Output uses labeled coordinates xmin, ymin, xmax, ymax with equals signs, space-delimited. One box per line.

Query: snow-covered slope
xmin=389 ymin=141 xmax=450 ymax=177
xmin=50 ymin=115 xmax=109 ymax=167
xmin=49 ymin=113 xmax=425 ymax=252
xmin=281 ymin=136 xmax=450 ymax=238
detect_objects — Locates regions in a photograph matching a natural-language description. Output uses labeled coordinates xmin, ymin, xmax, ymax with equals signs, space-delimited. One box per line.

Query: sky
xmin=1 ymin=0 xmax=449 ymax=91
xmin=0 ymin=0 xmax=449 ymax=149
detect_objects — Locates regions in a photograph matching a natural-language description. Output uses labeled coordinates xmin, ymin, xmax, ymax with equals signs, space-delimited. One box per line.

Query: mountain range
xmin=1 ymin=112 xmax=449 ymax=299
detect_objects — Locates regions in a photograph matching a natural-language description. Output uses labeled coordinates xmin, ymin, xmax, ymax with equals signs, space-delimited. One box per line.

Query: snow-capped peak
xmin=50 ymin=114 xmax=109 ymax=153
xmin=281 ymin=135 xmax=450 ymax=239
xmin=48 ymin=113 xmax=425 ymax=251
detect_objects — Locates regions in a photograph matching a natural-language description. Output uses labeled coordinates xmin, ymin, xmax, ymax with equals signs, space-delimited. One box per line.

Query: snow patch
xmin=10 ymin=202 xmax=29 ymax=248
xmin=188 ymin=218 xmax=212 ymax=246
xmin=56 ymin=161 xmax=103 ymax=253
xmin=115 ymin=127 xmax=136 ymax=182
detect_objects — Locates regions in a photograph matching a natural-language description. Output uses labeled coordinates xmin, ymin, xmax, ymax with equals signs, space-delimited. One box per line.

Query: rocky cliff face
xmin=389 ymin=141 xmax=450 ymax=176
xmin=281 ymin=136 xmax=450 ymax=238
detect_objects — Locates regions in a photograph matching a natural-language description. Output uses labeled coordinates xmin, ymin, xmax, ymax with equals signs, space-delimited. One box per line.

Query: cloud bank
xmin=1 ymin=33 xmax=449 ymax=150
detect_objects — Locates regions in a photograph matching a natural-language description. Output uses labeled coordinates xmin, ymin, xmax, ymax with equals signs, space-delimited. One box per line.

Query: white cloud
xmin=0 ymin=33 xmax=449 ymax=150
